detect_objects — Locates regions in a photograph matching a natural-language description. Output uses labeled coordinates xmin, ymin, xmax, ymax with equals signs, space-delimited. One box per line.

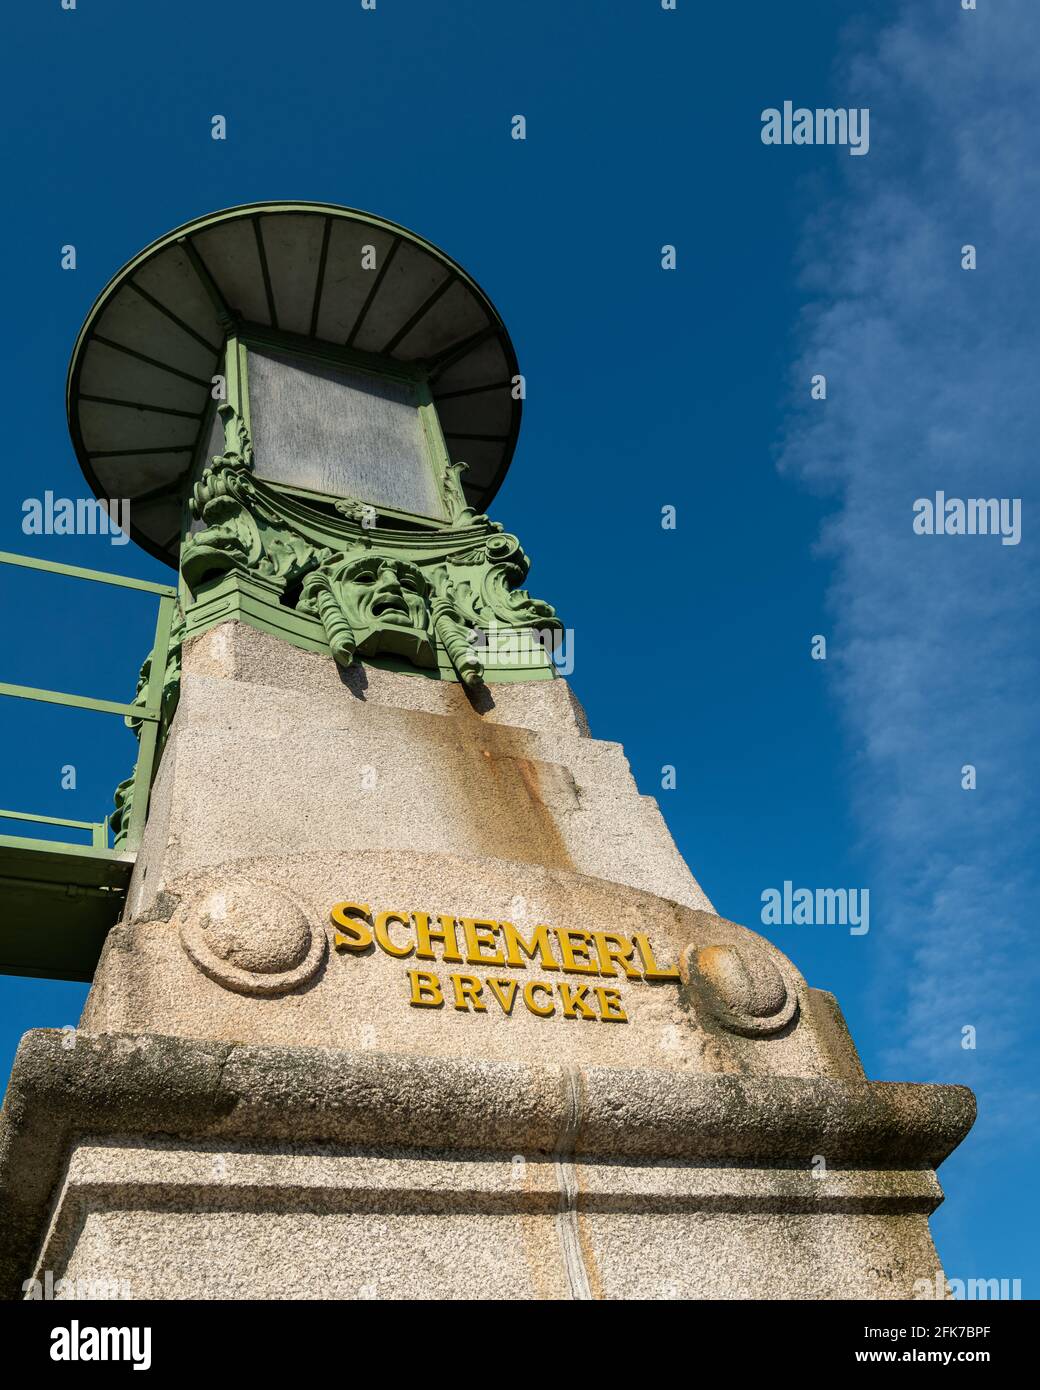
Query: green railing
xmin=0 ymin=808 xmax=110 ymax=850
xmin=0 ymin=550 xmax=179 ymax=854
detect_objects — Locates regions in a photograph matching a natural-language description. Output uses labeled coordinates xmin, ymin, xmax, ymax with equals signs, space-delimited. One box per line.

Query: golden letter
xmin=593 ymin=932 xmax=642 ymax=979
xmin=374 ymin=910 xmax=414 ymax=959
xmin=633 ymin=932 xmax=680 ymax=981
xmin=413 ymin=911 xmax=463 ymax=963
xmin=451 ymin=973 xmax=487 ymax=1012
xmin=460 ymin=918 xmax=505 ymax=966
xmin=408 ymin=970 xmax=443 ymax=1008
xmin=330 ymin=902 xmax=373 ymax=952
xmin=595 ymin=987 xmax=628 ymax=1022
xmin=501 ymin=922 xmax=561 ymax=971
xmin=555 ymin=929 xmax=599 ymax=975
xmin=523 ymin=981 xmax=555 ymax=1017
xmin=559 ymin=982 xmax=597 ymax=1019
xmin=486 ymin=978 xmax=519 ymax=1014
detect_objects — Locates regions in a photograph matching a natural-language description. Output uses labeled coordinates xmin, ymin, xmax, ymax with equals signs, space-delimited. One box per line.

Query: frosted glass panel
xmin=247 ymin=347 xmax=445 ymax=519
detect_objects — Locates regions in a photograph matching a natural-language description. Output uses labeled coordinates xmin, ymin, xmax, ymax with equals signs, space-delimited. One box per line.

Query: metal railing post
xmin=123 ymin=592 xmax=178 ymax=853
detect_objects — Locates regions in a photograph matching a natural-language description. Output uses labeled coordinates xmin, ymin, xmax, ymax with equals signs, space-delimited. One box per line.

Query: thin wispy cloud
xmin=777 ymin=0 xmax=1040 ymax=1120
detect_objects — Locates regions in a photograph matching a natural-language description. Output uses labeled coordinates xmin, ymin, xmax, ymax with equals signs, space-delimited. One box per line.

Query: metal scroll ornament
xmin=179 ymin=407 xmax=561 ymax=686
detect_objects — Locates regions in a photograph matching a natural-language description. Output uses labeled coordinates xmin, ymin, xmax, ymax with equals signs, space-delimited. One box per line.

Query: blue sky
xmin=1 ymin=0 xmax=1035 ymax=1292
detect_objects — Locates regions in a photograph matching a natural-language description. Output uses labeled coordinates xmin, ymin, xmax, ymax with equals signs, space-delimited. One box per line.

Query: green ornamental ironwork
xmin=180 ymin=401 xmax=561 ymax=687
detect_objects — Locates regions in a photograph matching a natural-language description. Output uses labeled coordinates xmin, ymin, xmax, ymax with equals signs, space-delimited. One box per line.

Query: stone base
xmin=1 ymin=1031 xmax=974 ymax=1301
xmin=0 ymin=623 xmax=975 ymax=1300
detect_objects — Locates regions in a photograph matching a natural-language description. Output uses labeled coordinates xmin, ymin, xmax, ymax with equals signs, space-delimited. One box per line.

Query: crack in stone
xmin=552 ymin=1065 xmax=594 ymax=1301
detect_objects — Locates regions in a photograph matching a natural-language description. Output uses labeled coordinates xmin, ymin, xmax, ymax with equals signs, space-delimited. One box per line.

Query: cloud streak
xmin=777 ymin=0 xmax=1040 ymax=1121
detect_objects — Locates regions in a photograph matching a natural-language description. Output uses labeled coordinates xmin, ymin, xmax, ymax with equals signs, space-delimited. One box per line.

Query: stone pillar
xmin=0 ymin=621 xmax=974 ymax=1300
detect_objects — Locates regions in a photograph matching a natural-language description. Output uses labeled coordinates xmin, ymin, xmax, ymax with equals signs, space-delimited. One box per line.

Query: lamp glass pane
xmin=247 ymin=347 xmax=444 ymax=519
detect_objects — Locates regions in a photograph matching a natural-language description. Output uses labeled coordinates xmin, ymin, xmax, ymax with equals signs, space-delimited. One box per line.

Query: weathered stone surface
xmin=36 ymin=1140 xmax=947 ymax=1301
xmin=184 ymin=621 xmax=591 ymax=736
xmin=124 ymin=622 xmax=711 ymax=928
xmin=0 ymin=1029 xmax=975 ymax=1301
xmin=177 ymin=875 xmax=327 ymax=996
xmin=84 ymin=854 xmax=862 ymax=1079
xmin=0 ymin=621 xmax=976 ymax=1299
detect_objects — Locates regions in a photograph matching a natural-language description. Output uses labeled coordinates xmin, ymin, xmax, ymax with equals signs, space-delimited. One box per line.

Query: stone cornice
xmin=0 ymin=1029 xmax=976 ymax=1300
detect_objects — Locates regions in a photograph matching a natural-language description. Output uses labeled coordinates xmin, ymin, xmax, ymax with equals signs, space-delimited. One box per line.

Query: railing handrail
xmin=0 ymin=680 xmax=160 ymax=722
xmin=0 ymin=550 xmax=180 ymax=853
xmin=0 ymin=549 xmax=177 ymax=598
xmin=0 ymin=807 xmax=110 ymax=851
xmin=0 ymin=807 xmax=104 ymax=832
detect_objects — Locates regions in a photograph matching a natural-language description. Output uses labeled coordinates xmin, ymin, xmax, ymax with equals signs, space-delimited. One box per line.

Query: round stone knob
xmin=681 ymin=943 xmax=798 ymax=1036
xmin=179 ymin=877 xmax=326 ymax=996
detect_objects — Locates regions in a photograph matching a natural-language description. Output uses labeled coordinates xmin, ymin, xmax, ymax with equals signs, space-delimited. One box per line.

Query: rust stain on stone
xmin=575 ymin=1207 xmax=605 ymax=1301
xmin=472 ymin=727 xmax=576 ymax=873
xmin=393 ymin=707 xmax=577 ymax=872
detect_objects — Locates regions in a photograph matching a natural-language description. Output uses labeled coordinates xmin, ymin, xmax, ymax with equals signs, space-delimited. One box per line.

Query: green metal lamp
xmin=67 ymin=201 xmax=559 ymax=685
xmin=2 ymin=202 xmax=560 ymax=980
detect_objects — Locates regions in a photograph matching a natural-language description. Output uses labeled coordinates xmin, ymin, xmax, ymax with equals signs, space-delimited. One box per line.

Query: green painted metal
xmin=236 ymin=337 xmax=250 ymax=436
xmin=123 ymin=592 xmax=177 ymax=849
xmin=0 ymin=549 xmax=177 ymax=597
xmin=0 ymin=551 xmax=183 ymax=977
xmin=225 ymin=333 xmax=242 ymax=421
xmin=110 ymin=596 xmax=184 ymax=852
xmin=177 ymin=333 xmax=561 ymax=686
xmin=0 ymin=809 xmax=109 ymax=850
xmin=67 ymin=202 xmax=524 ymax=569
xmin=417 ymin=381 xmax=456 ymax=495
xmin=264 ymin=477 xmax=450 ymax=535
xmin=179 ymin=388 xmax=560 ymax=686
xmin=0 ymin=809 xmax=99 ymax=831
xmin=177 ymin=235 xmax=235 ymax=329
xmin=184 ymin=568 xmax=558 ymax=683
xmin=0 ymin=837 xmax=133 ymax=981
xmin=0 ymin=680 xmax=157 ymax=722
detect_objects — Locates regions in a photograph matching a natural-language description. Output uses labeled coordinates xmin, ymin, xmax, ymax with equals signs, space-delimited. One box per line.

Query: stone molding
xmin=0 ymin=1028 xmax=976 ymax=1300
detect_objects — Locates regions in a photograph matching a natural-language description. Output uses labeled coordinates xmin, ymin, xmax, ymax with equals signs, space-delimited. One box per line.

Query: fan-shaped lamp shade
xmin=67 ymin=203 xmax=522 ymax=567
